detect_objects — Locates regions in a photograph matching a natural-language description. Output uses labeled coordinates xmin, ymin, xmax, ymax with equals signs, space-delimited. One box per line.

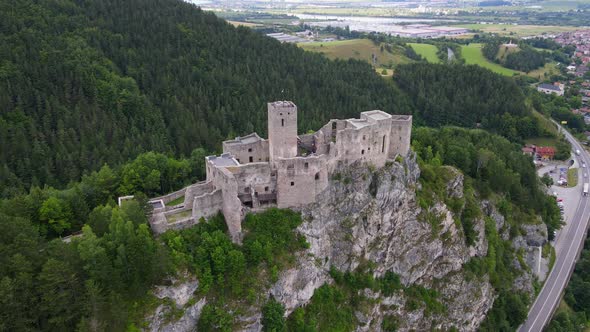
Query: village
xmin=536 ymin=29 xmax=590 ymax=124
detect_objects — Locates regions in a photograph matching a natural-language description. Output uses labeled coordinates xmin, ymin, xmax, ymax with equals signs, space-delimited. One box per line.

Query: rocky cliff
xmin=148 ymin=153 xmax=546 ymax=331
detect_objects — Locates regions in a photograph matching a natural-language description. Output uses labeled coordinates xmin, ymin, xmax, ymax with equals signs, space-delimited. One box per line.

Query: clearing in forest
xmin=407 ymin=43 xmax=440 ymax=63
xmin=299 ymin=39 xmax=412 ymax=70
xmin=461 ymin=43 xmax=519 ymax=76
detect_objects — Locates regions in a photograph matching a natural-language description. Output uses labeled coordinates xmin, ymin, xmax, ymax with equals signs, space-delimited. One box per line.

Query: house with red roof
xmin=536 ymin=146 xmax=556 ymax=160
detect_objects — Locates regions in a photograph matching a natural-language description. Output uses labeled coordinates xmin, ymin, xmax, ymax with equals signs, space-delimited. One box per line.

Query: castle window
xmin=304 ymin=162 xmax=309 ymax=170
xmin=291 ymin=181 xmax=295 ymax=186
xmin=255 ymin=192 xmax=258 ymax=197
xmin=361 ymin=149 xmax=365 ymax=155
xmin=363 ymin=135 xmax=366 ymax=140
xmin=332 ymin=122 xmax=337 ymax=130
xmin=281 ymin=119 xmax=284 ymax=127
xmin=265 ymin=186 xmax=269 ymax=192
xmin=280 ymin=113 xmax=283 ymax=116
xmin=249 ymin=156 xmax=253 ymax=163
xmin=382 ymin=135 xmax=386 ymax=153
xmin=248 ymin=148 xmax=252 ymax=152
xmin=315 ymin=173 xmax=320 ymax=180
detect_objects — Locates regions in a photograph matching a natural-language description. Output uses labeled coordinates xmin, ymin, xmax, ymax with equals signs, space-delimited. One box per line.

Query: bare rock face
xmin=270 ymin=154 xmax=496 ymax=331
xmin=270 ymin=254 xmax=330 ymax=312
xmin=147 ymin=278 xmax=206 ymax=332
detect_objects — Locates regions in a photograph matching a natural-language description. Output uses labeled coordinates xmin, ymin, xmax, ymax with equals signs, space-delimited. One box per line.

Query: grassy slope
xmin=298 ymin=39 xmax=412 ymax=69
xmin=408 ymin=43 xmax=440 ymax=63
xmin=525 ymin=137 xmax=559 ymax=147
xmin=461 ymin=43 xmax=520 ymax=76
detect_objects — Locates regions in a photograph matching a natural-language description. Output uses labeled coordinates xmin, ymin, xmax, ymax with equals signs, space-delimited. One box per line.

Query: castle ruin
xmin=149 ymin=101 xmax=412 ymax=242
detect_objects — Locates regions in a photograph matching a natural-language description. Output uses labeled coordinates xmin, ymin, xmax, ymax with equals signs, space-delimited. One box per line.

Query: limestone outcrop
xmin=268 ymin=154 xmax=495 ymax=331
xmin=147 ymin=153 xmax=544 ymax=331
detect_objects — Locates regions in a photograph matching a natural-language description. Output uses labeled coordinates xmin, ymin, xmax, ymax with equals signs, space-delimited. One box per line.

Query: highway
xmin=519 ymin=126 xmax=590 ymax=332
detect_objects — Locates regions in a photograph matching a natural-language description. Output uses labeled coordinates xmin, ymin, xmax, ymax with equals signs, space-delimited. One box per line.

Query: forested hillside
xmin=394 ymin=63 xmax=544 ymax=140
xmin=0 ymin=0 xmax=408 ymax=195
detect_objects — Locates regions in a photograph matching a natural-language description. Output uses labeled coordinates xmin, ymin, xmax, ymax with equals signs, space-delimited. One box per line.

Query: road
xmin=519 ymin=126 xmax=590 ymax=332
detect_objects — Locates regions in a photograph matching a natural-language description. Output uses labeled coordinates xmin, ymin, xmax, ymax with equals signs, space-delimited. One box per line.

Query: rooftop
xmin=224 ymin=133 xmax=263 ymax=146
xmin=207 ymin=153 xmax=239 ymax=167
xmin=362 ymin=110 xmax=392 ymax=121
xmin=347 ymin=119 xmax=371 ymax=129
xmin=538 ymin=83 xmax=562 ymax=91
xmin=391 ymin=114 xmax=412 ymax=121
xmin=269 ymin=101 xmax=296 ymax=108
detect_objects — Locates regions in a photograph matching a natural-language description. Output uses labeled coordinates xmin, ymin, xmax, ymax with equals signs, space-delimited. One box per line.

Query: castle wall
xmin=268 ymin=101 xmax=298 ymax=163
xmin=155 ymin=187 xmax=187 ymax=206
xmin=207 ymin=159 xmax=244 ymax=241
xmin=226 ymin=163 xmax=275 ymax=199
xmin=388 ymin=115 xmax=413 ymax=157
xmin=192 ymin=189 xmax=223 ymax=222
xmin=150 ymin=102 xmax=412 ymax=244
xmin=223 ymin=139 xmax=269 ymax=164
xmin=220 ymin=172 xmax=243 ymax=243
xmin=275 ymin=155 xmax=329 ymax=208
xmin=184 ymin=181 xmax=215 ymax=207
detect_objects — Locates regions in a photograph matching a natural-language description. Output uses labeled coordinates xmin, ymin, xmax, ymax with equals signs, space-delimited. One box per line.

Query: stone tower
xmin=388 ymin=115 xmax=413 ymax=157
xmin=268 ymin=101 xmax=298 ymax=163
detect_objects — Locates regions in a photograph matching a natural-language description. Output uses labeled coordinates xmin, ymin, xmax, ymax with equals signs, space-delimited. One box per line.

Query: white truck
xmin=584 ymin=183 xmax=589 ymax=196
xmin=576 ymin=149 xmax=581 ymax=156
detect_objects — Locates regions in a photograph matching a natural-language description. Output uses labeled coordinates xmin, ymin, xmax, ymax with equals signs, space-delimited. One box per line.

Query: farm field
xmin=227 ymin=20 xmax=262 ymax=28
xmin=461 ymin=43 xmax=519 ymax=76
xmin=454 ymin=23 xmax=578 ymax=37
xmin=407 ymin=43 xmax=440 ymax=63
xmin=299 ymin=39 xmax=412 ymax=68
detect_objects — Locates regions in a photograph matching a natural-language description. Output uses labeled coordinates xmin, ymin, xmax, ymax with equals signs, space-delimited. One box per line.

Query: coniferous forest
xmin=0 ymin=0 xmax=567 ymax=331
xmin=1 ymin=0 xmax=543 ymax=196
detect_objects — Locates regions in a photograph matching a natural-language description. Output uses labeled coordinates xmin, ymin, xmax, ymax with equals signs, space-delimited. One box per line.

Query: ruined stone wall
xmin=226 ymin=163 xmax=275 ymax=197
xmin=192 ymin=189 xmax=223 ymax=222
xmin=156 ymin=187 xmax=187 ymax=205
xmin=268 ymin=101 xmax=298 ymax=163
xmin=183 ymin=181 xmax=215 ymax=207
xmin=298 ymin=133 xmax=315 ymax=153
xmin=275 ymin=155 xmax=329 ymax=208
xmin=342 ymin=124 xmax=391 ymax=167
xmin=207 ymin=162 xmax=244 ymax=241
xmin=220 ymin=170 xmax=243 ymax=242
xmin=222 ymin=140 xmax=269 ymax=164
xmin=388 ymin=115 xmax=413 ymax=157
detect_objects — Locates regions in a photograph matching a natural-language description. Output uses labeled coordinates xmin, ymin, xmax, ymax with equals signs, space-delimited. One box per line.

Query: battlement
xmin=149 ymin=101 xmax=412 ymax=243
xmin=268 ymin=100 xmax=297 ymax=111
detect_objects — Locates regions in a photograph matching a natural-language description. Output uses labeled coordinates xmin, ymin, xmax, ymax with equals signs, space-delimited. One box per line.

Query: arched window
xmin=281 ymin=119 xmax=284 ymax=127
xmin=315 ymin=173 xmax=320 ymax=180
